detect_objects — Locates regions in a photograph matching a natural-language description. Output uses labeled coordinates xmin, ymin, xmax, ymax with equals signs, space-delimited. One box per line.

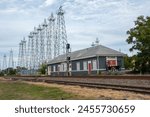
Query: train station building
xmin=47 ymin=44 xmax=126 ymax=76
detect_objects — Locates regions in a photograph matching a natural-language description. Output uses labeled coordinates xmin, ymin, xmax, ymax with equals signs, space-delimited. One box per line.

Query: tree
xmin=7 ymin=68 xmax=16 ymax=75
xmin=39 ymin=64 xmax=47 ymax=75
xmin=126 ymin=16 xmax=150 ymax=73
xmin=124 ymin=56 xmax=133 ymax=70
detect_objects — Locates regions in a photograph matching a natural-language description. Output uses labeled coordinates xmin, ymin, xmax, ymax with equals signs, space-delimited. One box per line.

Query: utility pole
xmin=66 ymin=43 xmax=71 ymax=76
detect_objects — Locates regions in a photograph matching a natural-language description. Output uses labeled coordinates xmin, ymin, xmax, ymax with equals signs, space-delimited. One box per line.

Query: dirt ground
xmin=26 ymin=81 xmax=150 ymax=100
xmin=0 ymin=77 xmax=6 ymax=80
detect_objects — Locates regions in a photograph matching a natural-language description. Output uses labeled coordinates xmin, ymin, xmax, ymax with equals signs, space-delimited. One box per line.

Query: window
xmin=60 ymin=64 xmax=63 ymax=72
xmin=53 ymin=65 xmax=56 ymax=72
xmin=83 ymin=61 xmax=87 ymax=70
xmin=64 ymin=63 xmax=67 ymax=71
xmin=76 ymin=62 xmax=80 ymax=71
xmin=92 ymin=60 xmax=97 ymax=70
xmin=60 ymin=63 xmax=67 ymax=72
xmin=57 ymin=65 xmax=60 ymax=72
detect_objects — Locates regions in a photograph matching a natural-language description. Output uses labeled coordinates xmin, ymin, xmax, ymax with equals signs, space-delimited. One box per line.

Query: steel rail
xmin=9 ymin=77 xmax=150 ymax=94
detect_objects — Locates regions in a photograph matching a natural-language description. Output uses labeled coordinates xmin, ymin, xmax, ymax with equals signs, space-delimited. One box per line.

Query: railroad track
xmin=44 ymin=80 xmax=150 ymax=94
xmin=8 ymin=76 xmax=150 ymax=94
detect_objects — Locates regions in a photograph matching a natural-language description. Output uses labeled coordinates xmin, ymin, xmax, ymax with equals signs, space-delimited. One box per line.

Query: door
xmin=88 ymin=61 xmax=91 ymax=75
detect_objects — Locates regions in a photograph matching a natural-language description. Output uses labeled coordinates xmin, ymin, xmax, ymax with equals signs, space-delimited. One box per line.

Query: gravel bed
xmin=42 ymin=77 xmax=150 ymax=88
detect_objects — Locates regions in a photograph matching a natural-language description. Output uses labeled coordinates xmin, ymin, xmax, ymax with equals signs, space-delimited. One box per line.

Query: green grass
xmin=0 ymin=81 xmax=78 ymax=100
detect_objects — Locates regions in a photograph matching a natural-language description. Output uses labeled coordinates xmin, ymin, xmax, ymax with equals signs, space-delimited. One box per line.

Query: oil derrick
xmin=28 ymin=32 xmax=34 ymax=69
xmin=37 ymin=25 xmax=44 ymax=65
xmin=18 ymin=42 xmax=21 ymax=67
xmin=33 ymin=27 xmax=39 ymax=70
xmin=37 ymin=25 xmax=42 ymax=67
xmin=18 ymin=38 xmax=27 ymax=68
xmin=22 ymin=38 xmax=27 ymax=68
xmin=18 ymin=6 xmax=68 ymax=72
xmin=55 ymin=6 xmax=68 ymax=57
xmin=8 ymin=49 xmax=14 ymax=68
xmin=47 ymin=13 xmax=55 ymax=61
xmin=3 ymin=54 xmax=7 ymax=70
xmin=42 ymin=19 xmax=48 ymax=63
xmin=27 ymin=35 xmax=31 ymax=69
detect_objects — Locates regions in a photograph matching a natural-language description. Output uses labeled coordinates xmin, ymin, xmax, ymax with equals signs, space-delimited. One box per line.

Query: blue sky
xmin=0 ymin=0 xmax=150 ymax=66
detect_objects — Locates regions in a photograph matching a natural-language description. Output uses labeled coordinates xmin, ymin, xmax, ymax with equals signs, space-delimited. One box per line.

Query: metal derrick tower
xmin=55 ymin=6 xmax=68 ymax=57
xmin=47 ymin=13 xmax=55 ymax=61
xmin=18 ymin=42 xmax=21 ymax=67
xmin=33 ymin=27 xmax=39 ymax=70
xmin=17 ymin=6 xmax=68 ymax=73
xmin=27 ymin=35 xmax=31 ymax=69
xmin=3 ymin=54 xmax=7 ymax=70
xmin=41 ymin=19 xmax=48 ymax=64
xmin=8 ymin=49 xmax=14 ymax=68
xmin=22 ymin=38 xmax=27 ymax=68
xmin=18 ymin=38 xmax=27 ymax=68
xmin=37 ymin=25 xmax=44 ymax=65
xmin=28 ymin=32 xmax=35 ymax=69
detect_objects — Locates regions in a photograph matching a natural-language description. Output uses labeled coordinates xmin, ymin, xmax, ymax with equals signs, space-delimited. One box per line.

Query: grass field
xmin=0 ymin=81 xmax=78 ymax=100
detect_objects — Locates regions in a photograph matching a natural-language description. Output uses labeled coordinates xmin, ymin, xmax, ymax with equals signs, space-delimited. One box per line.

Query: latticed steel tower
xmin=37 ymin=25 xmax=44 ymax=65
xmin=22 ymin=38 xmax=27 ymax=68
xmin=3 ymin=54 xmax=7 ymax=70
xmin=47 ymin=13 xmax=55 ymax=61
xmin=18 ymin=6 xmax=68 ymax=72
xmin=27 ymin=35 xmax=31 ymax=69
xmin=42 ymin=19 xmax=48 ymax=63
xmin=18 ymin=38 xmax=27 ymax=68
xmin=18 ymin=42 xmax=21 ymax=67
xmin=33 ymin=27 xmax=39 ymax=70
xmin=28 ymin=32 xmax=35 ymax=69
xmin=55 ymin=6 xmax=68 ymax=57
xmin=8 ymin=49 xmax=14 ymax=68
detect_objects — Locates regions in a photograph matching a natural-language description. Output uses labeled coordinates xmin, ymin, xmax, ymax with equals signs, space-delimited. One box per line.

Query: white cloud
xmin=41 ymin=0 xmax=56 ymax=7
xmin=0 ymin=7 xmax=18 ymax=13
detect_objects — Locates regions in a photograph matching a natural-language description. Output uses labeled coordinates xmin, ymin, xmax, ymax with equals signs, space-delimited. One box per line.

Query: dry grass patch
xmin=26 ymin=82 xmax=150 ymax=100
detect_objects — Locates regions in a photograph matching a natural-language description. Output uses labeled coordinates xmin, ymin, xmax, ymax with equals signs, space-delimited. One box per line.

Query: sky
xmin=0 ymin=0 xmax=150 ymax=67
